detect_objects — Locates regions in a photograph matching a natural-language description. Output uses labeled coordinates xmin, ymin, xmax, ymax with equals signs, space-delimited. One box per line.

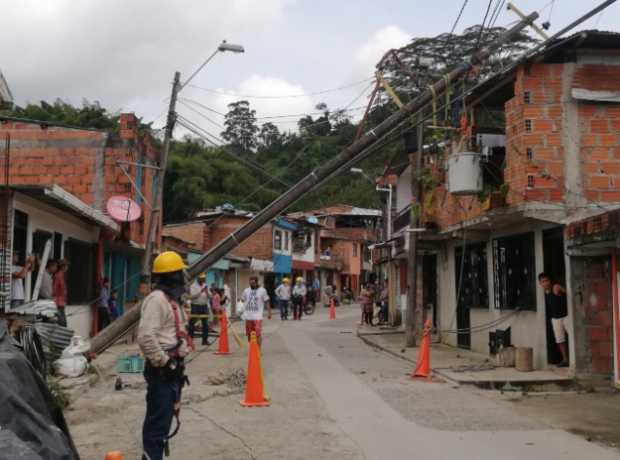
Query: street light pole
xmin=141 ymin=71 xmax=181 ymax=285
xmin=141 ymin=41 xmax=245 ymax=286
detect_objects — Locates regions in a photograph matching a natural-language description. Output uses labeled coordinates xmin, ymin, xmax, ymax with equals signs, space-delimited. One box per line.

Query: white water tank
xmin=447 ymin=152 xmax=483 ymax=195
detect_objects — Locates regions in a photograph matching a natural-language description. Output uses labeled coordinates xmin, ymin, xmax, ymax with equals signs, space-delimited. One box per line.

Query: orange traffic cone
xmin=240 ymin=331 xmax=270 ymax=407
xmin=214 ymin=312 xmax=231 ymax=355
xmin=104 ymin=452 xmax=124 ymax=460
xmin=412 ymin=319 xmax=433 ymax=379
xmin=329 ymin=298 xmax=336 ymax=320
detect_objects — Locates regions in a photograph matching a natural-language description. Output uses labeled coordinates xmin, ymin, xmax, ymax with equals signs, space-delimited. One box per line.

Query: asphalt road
xmin=67 ymin=304 xmax=620 ymax=459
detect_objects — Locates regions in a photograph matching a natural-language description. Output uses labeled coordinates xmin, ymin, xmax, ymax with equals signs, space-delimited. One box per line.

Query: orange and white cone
xmin=412 ymin=319 xmax=433 ymax=379
xmin=329 ymin=298 xmax=336 ymax=320
xmin=240 ymin=331 xmax=270 ymax=407
xmin=214 ymin=312 xmax=231 ymax=355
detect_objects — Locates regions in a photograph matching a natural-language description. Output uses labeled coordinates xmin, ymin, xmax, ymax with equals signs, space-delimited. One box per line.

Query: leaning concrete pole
xmin=89 ymin=13 xmax=538 ymax=355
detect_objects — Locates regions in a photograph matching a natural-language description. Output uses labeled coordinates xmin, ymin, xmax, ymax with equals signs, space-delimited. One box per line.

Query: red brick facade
xmin=163 ymin=215 xmax=273 ymax=260
xmin=0 ymin=113 xmax=160 ymax=246
xmin=426 ymin=60 xmax=620 ymax=230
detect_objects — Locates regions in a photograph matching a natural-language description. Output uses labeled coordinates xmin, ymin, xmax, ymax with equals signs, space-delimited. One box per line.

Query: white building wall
xmin=396 ymin=165 xmax=412 ymax=213
xmin=292 ymin=229 xmax=315 ymax=263
xmin=272 ymin=228 xmax=292 ymax=256
xmin=436 ymin=222 xmax=555 ymax=369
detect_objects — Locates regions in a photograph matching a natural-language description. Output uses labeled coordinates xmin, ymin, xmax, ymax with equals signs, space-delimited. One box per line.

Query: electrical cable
xmin=450 ymin=0 xmax=469 ymax=35
xmin=177 ymin=116 xmax=293 ymax=188
xmin=186 ymin=77 xmax=375 ymax=99
xmin=476 ymin=0 xmax=495 ymax=50
xmin=178 ymin=100 xmax=224 ymax=129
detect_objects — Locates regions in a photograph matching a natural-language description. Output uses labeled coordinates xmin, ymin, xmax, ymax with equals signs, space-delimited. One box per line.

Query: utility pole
xmin=405 ymin=114 xmax=424 ymax=347
xmin=141 ymin=71 xmax=181 ymax=285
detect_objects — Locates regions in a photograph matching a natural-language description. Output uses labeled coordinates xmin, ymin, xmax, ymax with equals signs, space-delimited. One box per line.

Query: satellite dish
xmin=106 ymin=195 xmax=142 ymax=222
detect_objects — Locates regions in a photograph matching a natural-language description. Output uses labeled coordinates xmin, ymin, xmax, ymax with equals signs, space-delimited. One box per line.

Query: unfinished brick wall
xmin=209 ymin=216 xmax=273 ymax=260
xmin=0 ymin=114 xmax=160 ymax=245
xmin=504 ymin=63 xmax=565 ymax=204
xmin=579 ymin=101 xmax=620 ymax=202
xmin=571 ymin=256 xmax=614 ymax=376
xmin=164 ymin=216 xmax=274 ymax=260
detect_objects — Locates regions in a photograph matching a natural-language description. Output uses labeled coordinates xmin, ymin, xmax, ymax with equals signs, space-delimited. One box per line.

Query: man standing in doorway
xmin=241 ymin=276 xmax=270 ymax=347
xmin=539 ymin=272 xmax=569 ymax=367
xmin=188 ymin=274 xmax=210 ymax=345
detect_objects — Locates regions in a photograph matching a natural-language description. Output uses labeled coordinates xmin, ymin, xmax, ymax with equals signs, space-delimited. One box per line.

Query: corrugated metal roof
xmin=34 ymin=322 xmax=74 ymax=364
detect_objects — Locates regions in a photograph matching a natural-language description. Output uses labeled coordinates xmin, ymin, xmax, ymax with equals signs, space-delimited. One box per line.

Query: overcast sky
xmin=3 ymin=0 xmax=619 ymax=137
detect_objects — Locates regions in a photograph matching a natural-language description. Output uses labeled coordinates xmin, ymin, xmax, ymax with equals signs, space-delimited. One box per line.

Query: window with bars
xmin=526 ymin=147 xmax=534 ymax=161
xmin=525 ymin=119 xmax=532 ymax=132
xmin=492 ymin=233 xmax=536 ymax=310
xmin=523 ymin=91 xmax=531 ymax=104
xmin=455 ymin=243 xmax=489 ymax=309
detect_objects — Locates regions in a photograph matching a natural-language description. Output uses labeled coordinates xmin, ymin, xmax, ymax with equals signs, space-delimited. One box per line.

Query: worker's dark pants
xmin=188 ymin=304 xmax=209 ymax=345
xmin=278 ymin=299 xmax=289 ymax=319
xmin=292 ymin=296 xmax=303 ymax=320
xmin=98 ymin=307 xmax=111 ymax=331
xmin=142 ymin=363 xmax=181 ymax=460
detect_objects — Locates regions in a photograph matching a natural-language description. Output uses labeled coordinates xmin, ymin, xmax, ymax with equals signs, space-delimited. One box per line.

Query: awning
xmin=14 ymin=184 xmax=119 ymax=233
xmin=250 ymin=258 xmax=273 ymax=272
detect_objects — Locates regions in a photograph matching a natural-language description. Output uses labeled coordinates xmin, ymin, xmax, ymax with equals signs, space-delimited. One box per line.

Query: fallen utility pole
xmin=89 ymin=13 xmax=538 ymax=356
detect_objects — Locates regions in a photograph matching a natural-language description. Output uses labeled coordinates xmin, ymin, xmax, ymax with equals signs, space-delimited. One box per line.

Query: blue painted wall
xmin=273 ymin=252 xmax=292 ymax=275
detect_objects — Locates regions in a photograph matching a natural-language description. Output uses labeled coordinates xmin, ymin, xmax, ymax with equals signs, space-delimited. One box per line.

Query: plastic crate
xmin=116 ymin=355 xmax=145 ymax=373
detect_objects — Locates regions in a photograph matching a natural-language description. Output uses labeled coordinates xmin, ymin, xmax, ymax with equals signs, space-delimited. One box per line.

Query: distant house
xmin=288 ymin=204 xmax=380 ymax=298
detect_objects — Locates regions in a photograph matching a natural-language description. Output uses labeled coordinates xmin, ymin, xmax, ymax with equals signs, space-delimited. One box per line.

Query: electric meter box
xmin=447 ymin=152 xmax=483 ymax=195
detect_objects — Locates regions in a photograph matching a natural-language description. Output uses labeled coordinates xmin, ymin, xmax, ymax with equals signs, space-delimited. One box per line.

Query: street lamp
xmin=142 ymin=40 xmax=245 ymax=281
xmin=180 ymin=40 xmax=245 ymax=91
xmin=351 ymin=167 xmax=393 ymax=240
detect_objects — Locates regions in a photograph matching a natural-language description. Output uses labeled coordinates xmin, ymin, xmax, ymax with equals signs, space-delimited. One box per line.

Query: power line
xmin=450 ymin=0 xmax=469 ymax=34
xmin=186 ymin=77 xmax=374 ymax=99
xmin=177 ymin=115 xmax=293 ymax=188
xmin=476 ymin=0 xmax=495 ymax=49
xmin=178 ymin=100 xmax=224 ymax=129
xmin=489 ymin=0 xmax=507 ymax=29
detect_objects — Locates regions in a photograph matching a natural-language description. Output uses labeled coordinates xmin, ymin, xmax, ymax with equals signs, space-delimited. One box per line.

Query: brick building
xmin=374 ymin=30 xmax=620 ymax=381
xmin=163 ymin=207 xmax=277 ymax=305
xmin=0 ymin=113 xmax=161 ymax=323
xmin=288 ymin=204 xmax=380 ymax=299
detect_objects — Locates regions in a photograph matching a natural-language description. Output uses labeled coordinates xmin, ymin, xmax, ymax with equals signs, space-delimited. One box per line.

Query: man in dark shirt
xmin=539 ymin=272 xmax=569 ymax=367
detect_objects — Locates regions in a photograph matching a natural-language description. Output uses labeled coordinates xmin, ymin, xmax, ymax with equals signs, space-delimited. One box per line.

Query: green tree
xmin=221 ymin=100 xmax=259 ymax=152
xmin=1 ymin=98 xmax=120 ymax=130
xmin=258 ymin=122 xmax=282 ymax=149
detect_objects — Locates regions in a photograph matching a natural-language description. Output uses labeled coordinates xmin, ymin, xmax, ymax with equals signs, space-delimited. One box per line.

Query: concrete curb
xmin=356 ymin=328 xmax=462 ymax=384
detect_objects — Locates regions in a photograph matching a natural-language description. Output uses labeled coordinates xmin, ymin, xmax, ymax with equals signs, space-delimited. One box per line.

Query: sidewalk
xmin=357 ymin=325 xmax=572 ymax=389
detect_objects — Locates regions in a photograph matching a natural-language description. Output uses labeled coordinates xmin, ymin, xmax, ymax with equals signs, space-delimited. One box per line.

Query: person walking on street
xmin=138 ymin=251 xmax=190 ymax=460
xmin=275 ymin=277 xmax=291 ymax=320
xmin=312 ymin=277 xmax=321 ymax=308
xmin=241 ymin=276 xmax=270 ymax=347
xmin=39 ymin=259 xmax=57 ymax=300
xmin=53 ymin=259 xmax=69 ymax=326
xmin=539 ymin=272 xmax=569 ymax=367
xmin=360 ymin=283 xmax=375 ymax=326
xmin=292 ymin=277 xmax=306 ymax=320
xmin=97 ymin=277 xmax=112 ymax=331
xmin=188 ymin=274 xmax=210 ymax=346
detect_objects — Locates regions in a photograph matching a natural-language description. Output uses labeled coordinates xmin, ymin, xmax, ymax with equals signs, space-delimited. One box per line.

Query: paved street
xmin=67 ymin=305 xmax=620 ymax=459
